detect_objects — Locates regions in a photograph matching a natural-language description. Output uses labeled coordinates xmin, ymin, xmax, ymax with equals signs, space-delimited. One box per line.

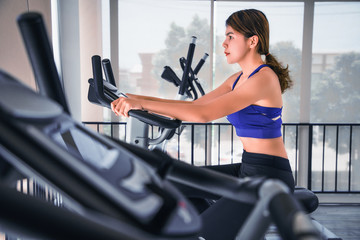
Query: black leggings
xmin=176 ymin=151 xmax=295 ymax=240
xmin=205 ymin=150 xmax=295 ymax=192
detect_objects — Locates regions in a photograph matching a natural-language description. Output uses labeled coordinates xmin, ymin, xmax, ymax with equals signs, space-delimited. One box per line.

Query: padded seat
xmin=294 ymin=187 xmax=319 ymax=213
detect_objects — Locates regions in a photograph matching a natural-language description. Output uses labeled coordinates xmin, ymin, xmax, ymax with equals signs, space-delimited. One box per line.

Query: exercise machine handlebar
xmin=102 ymin=59 xmax=117 ymax=87
xmin=269 ymin=191 xmax=321 ymax=240
xmin=178 ymin=52 xmax=207 ymax=99
xmin=160 ymin=66 xmax=193 ymax=99
xmin=192 ymin=53 xmax=207 ymax=96
xmin=160 ymin=37 xmax=207 ymax=100
xmin=92 ymin=55 xmax=110 ymax=106
xmin=193 ymin=53 xmax=208 ymax=75
xmin=17 ymin=12 xmax=70 ymax=115
xmin=91 ymin=55 xmax=181 ymax=130
xmin=179 ymin=36 xmax=196 ymax=96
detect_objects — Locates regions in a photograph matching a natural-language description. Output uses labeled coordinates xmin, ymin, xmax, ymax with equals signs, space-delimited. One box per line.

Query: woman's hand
xmin=111 ymin=97 xmax=143 ymax=117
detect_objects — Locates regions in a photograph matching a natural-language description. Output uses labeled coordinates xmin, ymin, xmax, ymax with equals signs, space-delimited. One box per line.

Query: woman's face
xmin=222 ymin=25 xmax=250 ymax=64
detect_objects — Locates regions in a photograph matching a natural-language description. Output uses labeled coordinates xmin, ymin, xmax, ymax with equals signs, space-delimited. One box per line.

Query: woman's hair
xmin=226 ymin=9 xmax=293 ymax=93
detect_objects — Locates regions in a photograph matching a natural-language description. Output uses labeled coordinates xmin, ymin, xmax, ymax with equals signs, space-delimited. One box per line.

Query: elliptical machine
xmin=0 ymin=11 xmax=338 ymax=240
xmin=87 ymin=34 xmax=321 ymax=214
xmin=88 ymin=36 xmax=207 ymax=152
xmin=0 ymin=67 xmax=323 ymax=240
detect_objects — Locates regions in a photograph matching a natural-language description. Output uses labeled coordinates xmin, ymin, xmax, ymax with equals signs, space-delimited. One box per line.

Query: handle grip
xmin=179 ymin=36 xmax=196 ymax=95
xmin=102 ymin=59 xmax=116 ymax=87
xmin=193 ymin=53 xmax=209 ymax=75
xmin=128 ymin=110 xmax=181 ymax=129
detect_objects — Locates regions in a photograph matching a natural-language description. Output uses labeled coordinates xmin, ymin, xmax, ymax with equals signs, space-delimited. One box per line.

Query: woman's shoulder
xmin=251 ymin=66 xmax=283 ymax=103
xmin=225 ymin=71 xmax=242 ymax=85
xmin=253 ymin=66 xmax=279 ymax=87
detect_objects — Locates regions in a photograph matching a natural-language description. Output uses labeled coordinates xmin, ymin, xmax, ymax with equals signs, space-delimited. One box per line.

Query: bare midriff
xmin=240 ymin=136 xmax=288 ymax=159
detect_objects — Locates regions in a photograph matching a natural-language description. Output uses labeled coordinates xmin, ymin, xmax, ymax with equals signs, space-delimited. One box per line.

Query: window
xmin=118 ymin=0 xmax=211 ymax=100
xmin=310 ymin=2 xmax=360 ymax=191
xmin=310 ymin=2 xmax=360 ymax=123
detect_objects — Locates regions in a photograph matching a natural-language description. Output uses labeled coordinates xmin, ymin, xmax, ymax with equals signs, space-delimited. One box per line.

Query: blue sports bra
xmin=226 ymin=64 xmax=283 ymax=139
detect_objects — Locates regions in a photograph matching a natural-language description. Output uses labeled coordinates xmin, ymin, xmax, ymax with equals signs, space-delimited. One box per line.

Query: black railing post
xmin=348 ymin=125 xmax=353 ymax=192
xmin=307 ymin=124 xmax=313 ymax=190
xmin=218 ymin=125 xmax=221 ymax=165
xmin=204 ymin=125 xmax=208 ymax=166
xmin=177 ymin=127 xmax=181 ymax=160
xmin=295 ymin=125 xmax=299 ymax=185
xmin=321 ymin=125 xmax=326 ymax=192
xmin=191 ymin=124 xmax=195 ymax=165
xmin=335 ymin=125 xmax=339 ymax=192
xmin=231 ymin=126 xmax=234 ymax=164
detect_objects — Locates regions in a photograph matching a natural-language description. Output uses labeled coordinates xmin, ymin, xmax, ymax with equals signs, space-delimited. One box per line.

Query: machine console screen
xmin=52 ymin=126 xmax=119 ymax=170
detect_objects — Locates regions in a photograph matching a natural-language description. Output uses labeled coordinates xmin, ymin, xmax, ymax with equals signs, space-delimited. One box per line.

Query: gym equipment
xmin=0 ymin=69 xmax=201 ymax=239
xmin=0 ymin=11 xmax=338 ymax=240
xmin=84 ymin=35 xmax=341 ymax=240
xmin=90 ymin=55 xmax=182 ymax=150
xmin=160 ymin=37 xmax=207 ymax=100
xmin=87 ymin=42 xmax=320 ymax=215
xmin=88 ymin=36 xmax=208 ymax=150
xmin=0 ymin=69 xmax=321 ymax=240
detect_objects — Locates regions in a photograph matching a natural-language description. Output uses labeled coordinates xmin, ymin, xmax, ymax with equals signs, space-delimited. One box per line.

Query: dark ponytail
xmin=226 ymin=9 xmax=293 ymax=93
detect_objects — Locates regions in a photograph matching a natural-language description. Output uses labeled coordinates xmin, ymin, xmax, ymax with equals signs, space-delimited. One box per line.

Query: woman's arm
xmin=125 ymin=71 xmax=240 ymax=105
xmin=112 ymin=69 xmax=276 ymax=122
xmin=126 ymin=93 xmax=191 ymax=104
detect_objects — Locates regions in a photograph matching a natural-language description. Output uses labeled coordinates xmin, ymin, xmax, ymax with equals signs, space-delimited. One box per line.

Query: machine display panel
xmin=52 ymin=126 xmax=119 ymax=171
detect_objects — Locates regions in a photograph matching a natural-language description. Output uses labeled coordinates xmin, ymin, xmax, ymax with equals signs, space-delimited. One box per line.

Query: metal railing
xmin=82 ymin=121 xmax=360 ymax=194
xmin=15 ymin=178 xmax=63 ymax=207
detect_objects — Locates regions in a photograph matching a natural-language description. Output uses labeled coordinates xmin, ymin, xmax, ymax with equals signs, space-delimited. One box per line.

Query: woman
xmin=112 ymin=9 xmax=294 ymax=239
